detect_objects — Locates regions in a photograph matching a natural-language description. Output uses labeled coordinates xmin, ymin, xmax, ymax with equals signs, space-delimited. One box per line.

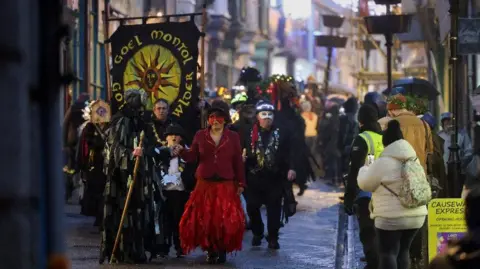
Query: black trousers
xmin=246 ymin=186 xmax=283 ymax=240
xmin=355 ymin=197 xmax=378 ymax=269
xmin=376 ymin=228 xmax=419 ymax=269
xmin=161 ymin=190 xmax=189 ymax=254
xmin=325 ymin=156 xmax=341 ymax=185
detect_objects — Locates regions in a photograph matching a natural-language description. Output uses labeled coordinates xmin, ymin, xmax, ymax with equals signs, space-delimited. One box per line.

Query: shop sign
xmin=458 ymin=18 xmax=480 ymax=54
xmin=428 ymin=198 xmax=467 ymax=261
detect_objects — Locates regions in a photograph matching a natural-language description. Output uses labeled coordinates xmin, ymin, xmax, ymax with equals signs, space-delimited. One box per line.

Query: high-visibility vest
xmin=356 ymin=131 xmax=384 ymax=200
xmin=358 ymin=131 xmax=384 ymax=160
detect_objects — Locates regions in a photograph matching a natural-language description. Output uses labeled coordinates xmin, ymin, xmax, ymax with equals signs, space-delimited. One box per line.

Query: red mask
xmin=208 ymin=115 xmax=225 ymax=125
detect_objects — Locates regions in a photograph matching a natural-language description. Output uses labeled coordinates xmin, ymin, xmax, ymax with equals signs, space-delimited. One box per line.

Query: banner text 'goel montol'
xmin=111 ymin=29 xmax=196 ymax=117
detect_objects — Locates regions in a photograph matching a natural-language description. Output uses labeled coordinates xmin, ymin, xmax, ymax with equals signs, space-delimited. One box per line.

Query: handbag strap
xmin=381 ymin=183 xmax=399 ymax=198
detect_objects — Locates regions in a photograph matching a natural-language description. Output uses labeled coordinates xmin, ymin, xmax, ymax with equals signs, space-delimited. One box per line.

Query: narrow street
xmin=67 ymin=182 xmax=343 ymax=269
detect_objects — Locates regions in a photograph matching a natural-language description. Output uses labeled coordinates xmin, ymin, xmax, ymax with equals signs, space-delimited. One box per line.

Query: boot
xmin=252 ymin=234 xmax=263 ymax=246
xmin=267 ymin=237 xmax=280 ymax=250
xmin=297 ymin=185 xmax=307 ymax=196
xmin=217 ymin=251 xmax=227 ymax=264
xmin=176 ymin=247 xmax=184 ymax=258
xmin=206 ymin=252 xmax=218 ymax=264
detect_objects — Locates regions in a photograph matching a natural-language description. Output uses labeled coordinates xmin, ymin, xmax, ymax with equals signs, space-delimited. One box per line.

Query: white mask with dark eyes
xmin=258 ymin=111 xmax=274 ymax=120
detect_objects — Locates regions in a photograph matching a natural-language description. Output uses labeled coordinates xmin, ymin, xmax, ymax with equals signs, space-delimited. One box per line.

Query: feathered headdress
xmin=82 ymin=101 xmax=92 ymax=122
xmin=258 ymin=74 xmax=296 ymax=110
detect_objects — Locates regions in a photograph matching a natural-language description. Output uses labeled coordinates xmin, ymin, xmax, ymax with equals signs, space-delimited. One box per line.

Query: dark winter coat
xmin=319 ymin=106 xmax=341 ymax=158
xmin=275 ymin=103 xmax=315 ymax=184
xmin=339 ymin=98 xmax=359 ymax=155
xmin=343 ymin=121 xmax=383 ymax=212
xmin=144 ymin=117 xmax=174 ymax=158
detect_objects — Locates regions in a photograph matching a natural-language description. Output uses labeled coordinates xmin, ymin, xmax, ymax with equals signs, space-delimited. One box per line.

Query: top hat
xmin=165 ymin=123 xmax=186 ymax=139
xmin=238 ymin=67 xmax=262 ymax=84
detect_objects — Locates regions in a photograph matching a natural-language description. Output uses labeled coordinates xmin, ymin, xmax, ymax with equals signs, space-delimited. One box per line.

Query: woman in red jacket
xmin=173 ymin=100 xmax=246 ymax=264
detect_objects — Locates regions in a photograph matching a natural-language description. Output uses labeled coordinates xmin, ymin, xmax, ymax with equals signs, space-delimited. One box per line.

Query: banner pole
xmin=103 ymin=1 xmax=112 ymax=102
xmin=200 ymin=3 xmax=207 ymax=128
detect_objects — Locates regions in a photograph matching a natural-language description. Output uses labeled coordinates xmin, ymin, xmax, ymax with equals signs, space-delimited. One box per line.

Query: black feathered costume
xmin=100 ymin=90 xmax=154 ymax=264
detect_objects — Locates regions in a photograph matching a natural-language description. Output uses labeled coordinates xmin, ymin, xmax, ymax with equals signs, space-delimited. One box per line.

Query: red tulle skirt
xmin=179 ymin=178 xmax=245 ymax=254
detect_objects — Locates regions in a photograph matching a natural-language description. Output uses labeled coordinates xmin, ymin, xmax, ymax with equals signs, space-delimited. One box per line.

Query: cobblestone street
xmin=67 ymin=181 xmax=344 ymax=269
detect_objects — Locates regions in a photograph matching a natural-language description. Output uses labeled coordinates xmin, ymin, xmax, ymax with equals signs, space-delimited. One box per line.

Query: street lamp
xmin=363 ymin=0 xmax=412 ymax=92
xmin=448 ymin=0 xmax=461 ymax=197
xmin=315 ymin=15 xmax=348 ymax=95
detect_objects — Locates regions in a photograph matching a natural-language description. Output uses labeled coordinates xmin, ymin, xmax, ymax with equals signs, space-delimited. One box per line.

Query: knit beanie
xmin=358 ymin=104 xmax=379 ymax=125
xmin=382 ymin=119 xmax=404 ymax=146
xmin=387 ymin=94 xmax=408 ymax=111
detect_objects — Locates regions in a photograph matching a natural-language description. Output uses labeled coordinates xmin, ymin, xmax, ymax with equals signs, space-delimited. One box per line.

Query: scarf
xmin=250 ymin=125 xmax=280 ymax=171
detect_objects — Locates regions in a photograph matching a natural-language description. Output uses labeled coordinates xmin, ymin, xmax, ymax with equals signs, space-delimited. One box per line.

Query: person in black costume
xmin=152 ymin=124 xmax=195 ymax=258
xmin=233 ymin=66 xmax=263 ymax=143
xmin=344 ymin=104 xmax=381 ymax=269
xmin=78 ymin=118 xmax=107 ymax=227
xmin=141 ymin=98 xmax=175 ymax=260
xmin=271 ymin=80 xmax=314 ymax=196
xmin=100 ymin=89 xmax=152 ymax=264
xmin=148 ymin=98 xmax=173 ymax=145
xmin=63 ymin=92 xmax=90 ymax=173
xmin=63 ymin=93 xmax=89 ymax=200
xmin=244 ymin=100 xmax=297 ymax=250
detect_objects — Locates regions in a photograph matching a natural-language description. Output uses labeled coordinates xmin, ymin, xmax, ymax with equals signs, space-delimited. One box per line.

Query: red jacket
xmin=181 ymin=128 xmax=246 ymax=187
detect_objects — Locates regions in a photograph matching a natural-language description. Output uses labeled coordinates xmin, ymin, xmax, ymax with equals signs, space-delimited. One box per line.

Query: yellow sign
xmin=124 ymin=44 xmax=182 ymax=108
xmin=428 ymin=198 xmax=467 ymax=261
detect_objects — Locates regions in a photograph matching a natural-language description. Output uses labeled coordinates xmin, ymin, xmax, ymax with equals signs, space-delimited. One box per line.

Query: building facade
xmin=68 ymin=0 xmax=145 ymax=103
xmin=67 ymin=0 xmax=368 ymax=102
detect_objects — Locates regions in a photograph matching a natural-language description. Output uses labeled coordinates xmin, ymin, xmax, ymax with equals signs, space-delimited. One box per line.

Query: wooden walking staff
xmin=109 ymin=131 xmax=145 ymax=264
xmin=103 ymin=1 xmax=112 ymax=101
xmin=200 ymin=3 xmax=207 ymax=128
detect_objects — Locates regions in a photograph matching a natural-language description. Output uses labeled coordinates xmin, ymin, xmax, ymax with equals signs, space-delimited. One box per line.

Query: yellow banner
xmin=428 ymin=198 xmax=467 ymax=261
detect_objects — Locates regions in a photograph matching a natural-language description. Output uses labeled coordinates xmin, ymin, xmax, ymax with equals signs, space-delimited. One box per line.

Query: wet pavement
xmin=67 ymin=181 xmax=344 ymax=269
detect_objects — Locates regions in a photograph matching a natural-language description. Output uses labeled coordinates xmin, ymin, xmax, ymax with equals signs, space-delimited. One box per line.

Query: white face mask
xmin=258 ymin=111 xmax=274 ymax=120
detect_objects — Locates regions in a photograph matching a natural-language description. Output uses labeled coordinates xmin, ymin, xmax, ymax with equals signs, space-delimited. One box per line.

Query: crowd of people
xmin=335 ymin=90 xmax=479 ymax=269
xmin=62 ymin=67 xmax=316 ymax=265
xmin=63 ymin=66 xmax=480 ymax=268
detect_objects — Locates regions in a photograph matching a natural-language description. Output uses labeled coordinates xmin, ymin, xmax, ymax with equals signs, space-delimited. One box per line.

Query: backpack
xmin=382 ymin=157 xmax=432 ymax=208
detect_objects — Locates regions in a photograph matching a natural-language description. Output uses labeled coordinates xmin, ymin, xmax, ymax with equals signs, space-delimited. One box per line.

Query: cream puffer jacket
xmin=358 ymin=139 xmax=428 ymax=219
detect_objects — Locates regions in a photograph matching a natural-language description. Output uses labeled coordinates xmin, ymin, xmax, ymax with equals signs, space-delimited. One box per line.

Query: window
xmin=240 ymin=0 xmax=246 ymax=21
xmin=259 ymin=0 xmax=269 ymax=35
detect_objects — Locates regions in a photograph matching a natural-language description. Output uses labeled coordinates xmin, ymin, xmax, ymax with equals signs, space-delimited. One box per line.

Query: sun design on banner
xmin=124 ymin=45 xmax=181 ymax=109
